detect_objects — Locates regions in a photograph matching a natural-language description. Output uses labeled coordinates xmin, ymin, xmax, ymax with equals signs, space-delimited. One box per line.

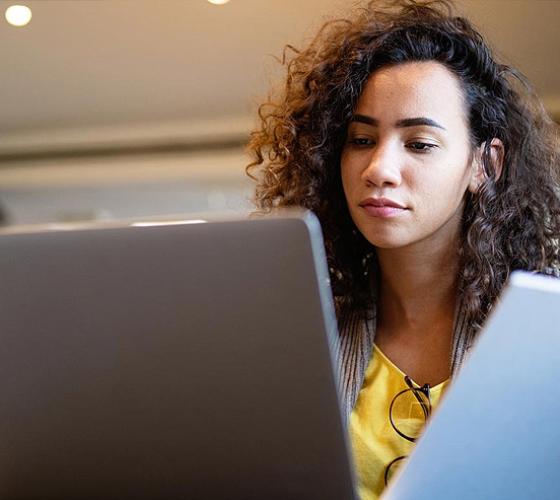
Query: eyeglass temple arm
xmin=404 ymin=376 xmax=431 ymax=419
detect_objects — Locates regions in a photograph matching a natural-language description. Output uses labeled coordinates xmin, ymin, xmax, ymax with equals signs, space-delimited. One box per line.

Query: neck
xmin=375 ymin=237 xmax=460 ymax=336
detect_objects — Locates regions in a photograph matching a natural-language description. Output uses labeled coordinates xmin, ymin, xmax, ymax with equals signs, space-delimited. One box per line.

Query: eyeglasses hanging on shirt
xmin=384 ymin=375 xmax=432 ymax=486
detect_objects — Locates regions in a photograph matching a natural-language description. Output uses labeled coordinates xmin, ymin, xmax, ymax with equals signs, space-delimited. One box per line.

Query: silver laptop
xmin=0 ymin=210 xmax=357 ymax=499
xmin=382 ymin=271 xmax=560 ymax=500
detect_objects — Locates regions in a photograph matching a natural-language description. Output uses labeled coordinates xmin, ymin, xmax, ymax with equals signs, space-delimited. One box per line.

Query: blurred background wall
xmin=0 ymin=0 xmax=559 ymax=225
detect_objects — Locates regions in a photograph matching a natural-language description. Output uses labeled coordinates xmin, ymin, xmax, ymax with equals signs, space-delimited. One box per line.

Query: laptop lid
xmin=0 ymin=210 xmax=357 ymax=499
xmin=382 ymin=271 xmax=560 ymax=500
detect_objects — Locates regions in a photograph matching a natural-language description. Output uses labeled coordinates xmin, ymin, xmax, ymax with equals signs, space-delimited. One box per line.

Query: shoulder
xmin=336 ymin=299 xmax=377 ymax=344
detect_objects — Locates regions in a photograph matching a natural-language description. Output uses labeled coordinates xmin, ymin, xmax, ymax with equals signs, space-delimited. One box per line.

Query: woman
xmin=246 ymin=0 xmax=560 ymax=498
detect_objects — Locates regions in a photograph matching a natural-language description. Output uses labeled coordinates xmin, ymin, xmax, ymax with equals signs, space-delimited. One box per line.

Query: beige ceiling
xmin=1 ymin=0 xmax=559 ymax=136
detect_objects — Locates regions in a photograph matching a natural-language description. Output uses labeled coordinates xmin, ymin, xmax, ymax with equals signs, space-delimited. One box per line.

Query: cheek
xmin=412 ymin=164 xmax=470 ymax=214
xmin=340 ymin=159 xmax=357 ymax=198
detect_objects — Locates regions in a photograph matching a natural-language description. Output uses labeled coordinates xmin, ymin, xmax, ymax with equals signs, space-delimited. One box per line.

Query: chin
xmin=368 ymin=239 xmax=411 ymax=250
xmin=353 ymin=220 xmax=413 ymax=250
xmin=358 ymin=231 xmax=412 ymax=250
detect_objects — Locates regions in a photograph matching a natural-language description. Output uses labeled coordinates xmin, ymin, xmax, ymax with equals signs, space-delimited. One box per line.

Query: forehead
xmin=355 ymin=61 xmax=468 ymax=126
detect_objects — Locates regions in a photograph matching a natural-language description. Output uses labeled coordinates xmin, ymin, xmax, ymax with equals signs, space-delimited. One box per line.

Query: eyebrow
xmin=351 ymin=114 xmax=447 ymax=131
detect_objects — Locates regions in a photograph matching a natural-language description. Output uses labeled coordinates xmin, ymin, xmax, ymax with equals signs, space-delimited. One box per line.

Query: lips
xmin=359 ymin=197 xmax=408 ymax=218
xmin=359 ymin=197 xmax=407 ymax=209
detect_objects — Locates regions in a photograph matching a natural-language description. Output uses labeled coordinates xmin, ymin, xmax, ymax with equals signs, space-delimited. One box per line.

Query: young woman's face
xmin=341 ymin=61 xmax=477 ymax=250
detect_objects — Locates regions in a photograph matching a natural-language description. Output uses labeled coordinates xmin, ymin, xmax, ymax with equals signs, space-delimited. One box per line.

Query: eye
xmin=348 ymin=137 xmax=375 ymax=147
xmin=406 ymin=142 xmax=438 ymax=153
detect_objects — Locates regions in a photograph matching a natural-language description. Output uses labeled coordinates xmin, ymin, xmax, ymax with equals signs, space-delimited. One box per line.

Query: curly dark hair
xmin=246 ymin=0 xmax=560 ymax=334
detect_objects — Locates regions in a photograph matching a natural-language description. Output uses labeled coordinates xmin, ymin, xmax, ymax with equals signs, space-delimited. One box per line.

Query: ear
xmin=468 ymin=138 xmax=505 ymax=194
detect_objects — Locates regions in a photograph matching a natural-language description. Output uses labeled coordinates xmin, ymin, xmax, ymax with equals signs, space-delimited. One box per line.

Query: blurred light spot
xmin=131 ymin=220 xmax=207 ymax=227
xmin=5 ymin=5 xmax=32 ymax=27
xmin=208 ymin=0 xmax=230 ymax=5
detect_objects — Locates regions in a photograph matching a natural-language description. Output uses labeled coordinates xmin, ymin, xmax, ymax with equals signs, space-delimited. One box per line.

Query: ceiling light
xmin=5 ymin=4 xmax=32 ymax=27
xmin=208 ymin=0 xmax=230 ymax=5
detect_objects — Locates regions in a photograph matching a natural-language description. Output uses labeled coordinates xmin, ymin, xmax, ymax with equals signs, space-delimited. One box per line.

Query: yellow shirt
xmin=349 ymin=344 xmax=449 ymax=500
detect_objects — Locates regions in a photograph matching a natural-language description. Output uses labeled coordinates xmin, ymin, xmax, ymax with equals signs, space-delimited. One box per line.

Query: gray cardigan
xmin=337 ymin=298 xmax=474 ymax=425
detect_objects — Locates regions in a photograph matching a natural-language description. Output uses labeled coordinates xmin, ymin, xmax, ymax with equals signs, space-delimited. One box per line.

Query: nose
xmin=361 ymin=142 xmax=402 ymax=188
